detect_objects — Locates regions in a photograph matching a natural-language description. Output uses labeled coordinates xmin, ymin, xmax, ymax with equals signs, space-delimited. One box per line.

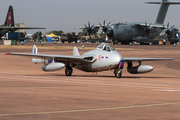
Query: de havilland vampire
xmin=5 ymin=44 xmax=174 ymax=78
xmin=83 ymin=0 xmax=180 ymax=44
xmin=0 ymin=6 xmax=45 ymax=38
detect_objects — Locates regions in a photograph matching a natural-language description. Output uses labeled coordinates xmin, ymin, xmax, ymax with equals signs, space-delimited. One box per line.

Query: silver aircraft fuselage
xmin=75 ymin=49 xmax=123 ymax=72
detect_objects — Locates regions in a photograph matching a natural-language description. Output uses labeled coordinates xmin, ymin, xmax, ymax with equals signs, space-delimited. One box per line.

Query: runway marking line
xmin=0 ymin=102 xmax=180 ymax=117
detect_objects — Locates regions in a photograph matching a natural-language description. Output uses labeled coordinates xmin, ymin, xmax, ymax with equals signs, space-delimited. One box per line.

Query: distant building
xmin=5 ymin=22 xmax=26 ymax=40
xmin=15 ymin=22 xmax=25 ymax=34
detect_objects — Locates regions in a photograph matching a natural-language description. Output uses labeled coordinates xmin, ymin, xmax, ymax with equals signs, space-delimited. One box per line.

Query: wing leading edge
xmin=123 ymin=57 xmax=175 ymax=62
xmin=0 ymin=26 xmax=46 ymax=29
xmin=5 ymin=52 xmax=96 ymax=65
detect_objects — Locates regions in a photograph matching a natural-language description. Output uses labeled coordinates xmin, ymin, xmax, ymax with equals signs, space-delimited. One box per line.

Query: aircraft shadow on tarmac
xmin=25 ymin=73 xmax=176 ymax=79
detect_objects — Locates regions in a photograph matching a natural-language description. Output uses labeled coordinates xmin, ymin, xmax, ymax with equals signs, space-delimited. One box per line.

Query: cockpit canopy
xmin=96 ymin=44 xmax=116 ymax=52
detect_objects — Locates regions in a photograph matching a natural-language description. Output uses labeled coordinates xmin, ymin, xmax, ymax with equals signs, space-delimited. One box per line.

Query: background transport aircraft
xmin=0 ymin=5 xmax=45 ymax=38
xmin=83 ymin=0 xmax=180 ymax=45
xmin=5 ymin=44 xmax=174 ymax=78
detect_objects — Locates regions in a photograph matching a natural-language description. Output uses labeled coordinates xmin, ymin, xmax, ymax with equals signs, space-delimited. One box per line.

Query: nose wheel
xmin=116 ymin=71 xmax=122 ymax=78
xmin=65 ymin=66 xmax=73 ymax=76
xmin=114 ymin=68 xmax=122 ymax=78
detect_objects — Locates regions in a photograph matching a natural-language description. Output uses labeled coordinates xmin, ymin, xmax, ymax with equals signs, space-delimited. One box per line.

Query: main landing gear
xmin=114 ymin=68 xmax=122 ymax=78
xmin=65 ymin=66 xmax=73 ymax=76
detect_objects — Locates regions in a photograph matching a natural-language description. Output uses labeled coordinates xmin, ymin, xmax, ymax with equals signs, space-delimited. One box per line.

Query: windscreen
xmin=110 ymin=45 xmax=116 ymax=51
xmin=96 ymin=44 xmax=105 ymax=50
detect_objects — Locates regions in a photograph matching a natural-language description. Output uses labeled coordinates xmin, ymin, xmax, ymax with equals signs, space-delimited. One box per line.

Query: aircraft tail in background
xmin=4 ymin=5 xmax=14 ymax=27
xmin=146 ymin=0 xmax=180 ymax=25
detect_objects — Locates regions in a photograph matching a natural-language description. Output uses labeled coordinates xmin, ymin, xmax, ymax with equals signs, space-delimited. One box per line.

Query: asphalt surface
xmin=0 ymin=42 xmax=180 ymax=120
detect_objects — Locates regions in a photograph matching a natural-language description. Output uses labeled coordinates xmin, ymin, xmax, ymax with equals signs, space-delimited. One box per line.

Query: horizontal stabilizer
xmin=146 ymin=1 xmax=180 ymax=4
xmin=163 ymin=2 xmax=180 ymax=4
xmin=145 ymin=2 xmax=161 ymax=4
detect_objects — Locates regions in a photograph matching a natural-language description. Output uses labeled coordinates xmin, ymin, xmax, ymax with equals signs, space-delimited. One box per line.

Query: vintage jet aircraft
xmin=5 ymin=44 xmax=174 ymax=78
xmin=0 ymin=6 xmax=45 ymax=38
xmin=82 ymin=0 xmax=180 ymax=45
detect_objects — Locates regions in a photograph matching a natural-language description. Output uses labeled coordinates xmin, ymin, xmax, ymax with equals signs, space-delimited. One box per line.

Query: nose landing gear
xmin=114 ymin=68 xmax=122 ymax=78
xmin=116 ymin=70 xmax=122 ymax=78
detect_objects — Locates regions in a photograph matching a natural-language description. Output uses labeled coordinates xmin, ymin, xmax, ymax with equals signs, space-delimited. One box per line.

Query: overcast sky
xmin=0 ymin=0 xmax=180 ymax=35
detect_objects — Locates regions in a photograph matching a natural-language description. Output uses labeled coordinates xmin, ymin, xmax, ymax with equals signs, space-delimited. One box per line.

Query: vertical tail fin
xmin=4 ymin=5 xmax=14 ymax=27
xmin=32 ymin=45 xmax=39 ymax=54
xmin=32 ymin=45 xmax=51 ymax=64
xmin=73 ymin=46 xmax=80 ymax=56
xmin=146 ymin=0 xmax=180 ymax=25
xmin=32 ymin=45 xmax=40 ymax=64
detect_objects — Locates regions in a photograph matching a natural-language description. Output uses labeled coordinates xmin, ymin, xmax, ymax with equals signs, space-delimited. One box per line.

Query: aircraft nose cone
xmin=111 ymin=53 xmax=123 ymax=65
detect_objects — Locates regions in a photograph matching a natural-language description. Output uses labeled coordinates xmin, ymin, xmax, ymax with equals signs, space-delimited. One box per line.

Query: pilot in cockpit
xmin=103 ymin=45 xmax=111 ymax=52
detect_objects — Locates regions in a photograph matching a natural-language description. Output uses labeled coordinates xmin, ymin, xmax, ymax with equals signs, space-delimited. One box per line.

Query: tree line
xmin=32 ymin=29 xmax=105 ymax=38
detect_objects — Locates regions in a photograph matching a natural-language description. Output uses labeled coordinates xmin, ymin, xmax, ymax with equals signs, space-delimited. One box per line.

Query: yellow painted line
xmin=0 ymin=102 xmax=180 ymax=117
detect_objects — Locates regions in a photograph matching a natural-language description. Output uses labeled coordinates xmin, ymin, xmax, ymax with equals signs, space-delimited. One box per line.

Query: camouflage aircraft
xmin=0 ymin=6 xmax=45 ymax=38
xmin=83 ymin=0 xmax=180 ymax=45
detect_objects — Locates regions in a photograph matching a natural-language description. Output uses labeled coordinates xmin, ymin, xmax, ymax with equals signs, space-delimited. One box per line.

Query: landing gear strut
xmin=65 ymin=66 xmax=73 ymax=76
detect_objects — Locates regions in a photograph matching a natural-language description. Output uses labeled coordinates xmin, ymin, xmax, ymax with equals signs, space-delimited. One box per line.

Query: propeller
xmin=143 ymin=21 xmax=152 ymax=38
xmin=99 ymin=20 xmax=111 ymax=35
xmin=84 ymin=21 xmax=94 ymax=40
xmin=163 ymin=22 xmax=175 ymax=40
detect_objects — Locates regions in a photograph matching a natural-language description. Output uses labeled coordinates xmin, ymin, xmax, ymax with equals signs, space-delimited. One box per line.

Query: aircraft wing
xmin=135 ymin=23 xmax=180 ymax=30
xmin=12 ymin=27 xmax=46 ymax=29
xmin=138 ymin=23 xmax=165 ymax=29
xmin=123 ymin=57 xmax=174 ymax=62
xmin=5 ymin=53 xmax=96 ymax=65
xmin=173 ymin=27 xmax=180 ymax=31
xmin=77 ymin=25 xmax=100 ymax=29
xmin=0 ymin=26 xmax=46 ymax=29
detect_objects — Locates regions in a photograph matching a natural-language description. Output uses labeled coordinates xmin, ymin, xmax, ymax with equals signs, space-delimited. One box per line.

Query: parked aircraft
xmin=4 ymin=44 xmax=174 ymax=78
xmin=0 ymin=6 xmax=45 ymax=38
xmin=83 ymin=0 xmax=180 ymax=45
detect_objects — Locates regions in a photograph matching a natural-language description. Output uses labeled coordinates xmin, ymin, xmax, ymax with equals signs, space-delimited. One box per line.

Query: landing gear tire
xmin=65 ymin=67 xmax=73 ymax=76
xmin=114 ymin=69 xmax=122 ymax=78
xmin=116 ymin=71 xmax=122 ymax=78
